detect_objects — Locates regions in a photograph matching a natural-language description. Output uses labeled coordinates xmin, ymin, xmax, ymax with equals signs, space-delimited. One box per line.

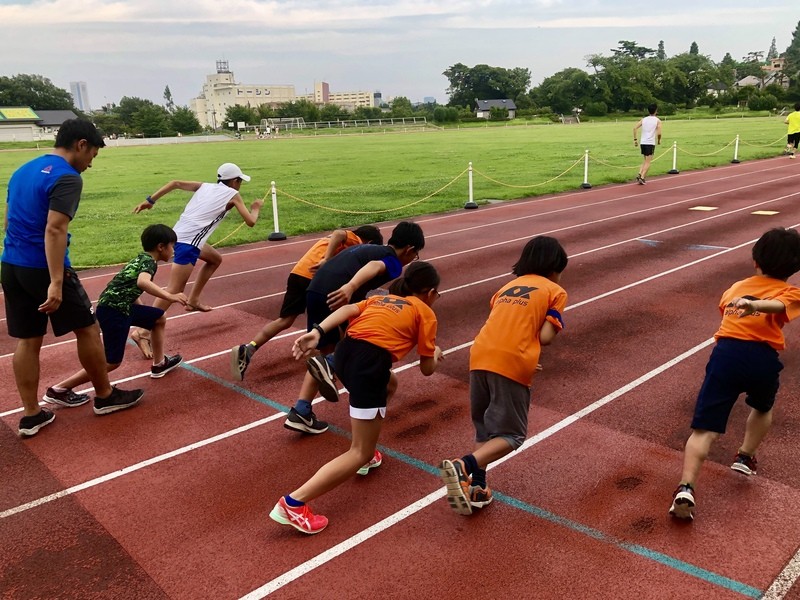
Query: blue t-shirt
xmin=308 ymin=244 xmax=403 ymax=302
xmin=2 ymin=154 xmax=82 ymax=268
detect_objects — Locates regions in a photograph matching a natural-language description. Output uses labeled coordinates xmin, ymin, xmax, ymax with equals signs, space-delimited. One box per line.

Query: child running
xmin=229 ymin=225 xmax=383 ymax=381
xmin=439 ymin=236 xmax=568 ymax=515
xmin=669 ymin=227 xmax=800 ymax=520
xmin=130 ymin=163 xmax=263 ymax=357
xmin=270 ymin=261 xmax=444 ymax=534
xmin=784 ymin=102 xmax=800 ymax=159
xmin=44 ymin=224 xmax=188 ymax=404
xmin=283 ymin=221 xmax=424 ymax=435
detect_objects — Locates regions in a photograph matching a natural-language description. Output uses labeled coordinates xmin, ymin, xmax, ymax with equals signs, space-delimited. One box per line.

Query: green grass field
xmin=0 ymin=116 xmax=789 ymax=267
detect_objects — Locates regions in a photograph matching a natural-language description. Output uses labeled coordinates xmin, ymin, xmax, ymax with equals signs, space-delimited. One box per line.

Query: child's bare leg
xmin=472 ymin=437 xmax=514 ymax=469
xmin=55 ymin=363 xmax=121 ymax=391
xmin=739 ymin=408 xmax=772 ymax=456
xmin=150 ymin=315 xmax=167 ymax=365
xmin=154 ymin=263 xmax=194 ymax=312
xmin=680 ymin=429 xmax=719 ymax=486
xmin=252 ymin=315 xmax=297 ymax=347
xmin=186 ymin=244 xmax=221 ymax=310
xmin=291 ymin=416 xmax=383 ymax=502
xmin=386 ymin=371 xmax=398 ymax=403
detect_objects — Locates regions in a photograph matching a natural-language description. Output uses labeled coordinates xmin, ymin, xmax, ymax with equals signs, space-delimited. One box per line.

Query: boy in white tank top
xmin=633 ymin=104 xmax=662 ymax=184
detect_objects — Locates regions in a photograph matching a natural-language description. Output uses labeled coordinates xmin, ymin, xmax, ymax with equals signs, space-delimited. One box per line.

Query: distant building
xmin=474 ymin=99 xmax=517 ymax=119
xmin=69 ymin=81 xmax=91 ymax=112
xmin=189 ymin=61 xmax=379 ymax=128
xmin=0 ymin=107 xmax=79 ymax=141
xmin=735 ymin=56 xmax=790 ymax=90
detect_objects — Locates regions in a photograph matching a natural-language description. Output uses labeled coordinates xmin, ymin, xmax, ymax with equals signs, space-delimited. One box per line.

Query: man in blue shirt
xmin=2 ymin=119 xmax=144 ymax=437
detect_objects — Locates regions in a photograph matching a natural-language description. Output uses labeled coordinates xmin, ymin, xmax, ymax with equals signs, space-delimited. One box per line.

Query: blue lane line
xmin=179 ymin=362 xmax=763 ymax=598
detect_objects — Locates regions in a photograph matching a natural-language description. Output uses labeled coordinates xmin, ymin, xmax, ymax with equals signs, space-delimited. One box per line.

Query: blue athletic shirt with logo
xmin=2 ymin=154 xmax=82 ymax=268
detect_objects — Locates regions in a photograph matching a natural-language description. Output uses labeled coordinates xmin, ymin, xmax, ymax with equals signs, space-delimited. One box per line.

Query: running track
xmin=2 ymin=157 xmax=800 ymax=599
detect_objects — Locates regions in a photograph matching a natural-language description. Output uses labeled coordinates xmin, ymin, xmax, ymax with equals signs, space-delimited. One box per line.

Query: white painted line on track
xmin=762 ymin=545 xmax=800 ymax=600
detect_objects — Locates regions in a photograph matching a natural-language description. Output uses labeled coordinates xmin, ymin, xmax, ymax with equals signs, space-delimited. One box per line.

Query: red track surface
xmin=2 ymin=157 xmax=800 ymax=599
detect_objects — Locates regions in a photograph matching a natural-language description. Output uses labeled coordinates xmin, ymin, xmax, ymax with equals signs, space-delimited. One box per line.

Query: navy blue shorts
xmin=279 ymin=273 xmax=310 ymax=319
xmin=691 ymin=338 xmax=783 ymax=433
xmin=305 ymin=290 xmax=342 ymax=349
xmin=173 ymin=242 xmax=201 ymax=266
xmin=96 ymin=303 xmax=165 ymax=364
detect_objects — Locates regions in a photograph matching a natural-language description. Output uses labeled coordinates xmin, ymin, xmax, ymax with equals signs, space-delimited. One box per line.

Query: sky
xmin=1 ymin=0 xmax=798 ymax=110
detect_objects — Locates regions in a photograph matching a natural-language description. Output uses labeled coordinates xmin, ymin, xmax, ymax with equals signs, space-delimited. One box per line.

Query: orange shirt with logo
xmin=470 ymin=274 xmax=567 ymax=386
xmin=716 ymin=275 xmax=800 ymax=350
xmin=291 ymin=231 xmax=363 ymax=279
xmin=347 ymin=295 xmax=438 ymax=362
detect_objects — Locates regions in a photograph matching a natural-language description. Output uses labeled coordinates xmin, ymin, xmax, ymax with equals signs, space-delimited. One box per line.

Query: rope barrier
xmin=472 ymin=155 xmax=584 ymax=188
xmin=739 ymin=135 xmax=786 ymax=148
xmin=275 ymin=167 xmax=469 ymax=215
xmin=676 ymin=138 xmax=736 ymax=157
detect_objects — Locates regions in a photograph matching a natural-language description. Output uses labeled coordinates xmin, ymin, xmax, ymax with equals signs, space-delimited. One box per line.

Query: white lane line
xmin=239 ymin=337 xmax=717 ymax=599
xmin=762 ymin=545 xmax=800 ymax=600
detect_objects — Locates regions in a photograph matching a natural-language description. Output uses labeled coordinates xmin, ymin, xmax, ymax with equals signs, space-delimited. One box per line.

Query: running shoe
xmin=469 ymin=485 xmax=494 ymax=508
xmin=357 ymin=450 xmax=383 ymax=476
xmin=93 ymin=387 xmax=144 ymax=415
xmin=269 ymin=497 xmax=328 ymax=534
xmin=150 ymin=354 xmax=183 ymax=378
xmin=42 ymin=387 xmax=90 ymax=407
xmin=669 ymin=483 xmax=696 ymax=520
xmin=636 ymin=174 xmax=646 ymax=185
xmin=18 ymin=409 xmax=56 ymax=437
xmin=283 ymin=408 xmax=329 ymax=434
xmin=230 ymin=344 xmax=255 ymax=381
xmin=306 ymin=355 xmax=339 ymax=402
xmin=731 ymin=452 xmax=757 ymax=476
xmin=439 ymin=458 xmax=473 ymax=515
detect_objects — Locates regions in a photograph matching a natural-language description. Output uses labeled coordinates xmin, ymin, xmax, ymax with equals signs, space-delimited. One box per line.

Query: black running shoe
xmin=283 ymin=408 xmax=329 ymax=434
xmin=151 ymin=354 xmax=183 ymax=378
xmin=19 ymin=409 xmax=56 ymax=437
xmin=93 ymin=387 xmax=143 ymax=415
xmin=306 ymin=355 xmax=339 ymax=402
xmin=43 ymin=387 xmax=90 ymax=407
xmin=230 ymin=344 xmax=254 ymax=381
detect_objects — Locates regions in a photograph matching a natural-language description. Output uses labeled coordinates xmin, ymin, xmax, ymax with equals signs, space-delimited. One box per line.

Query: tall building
xmin=69 ymin=81 xmax=91 ymax=112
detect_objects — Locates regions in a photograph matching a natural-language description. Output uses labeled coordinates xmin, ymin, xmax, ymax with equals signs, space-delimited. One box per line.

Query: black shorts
xmin=96 ymin=304 xmax=165 ymax=364
xmin=279 ymin=273 xmax=310 ymax=319
xmin=788 ymin=133 xmax=800 ymax=147
xmin=2 ymin=262 xmax=95 ymax=338
xmin=305 ymin=290 xmax=342 ymax=348
xmin=640 ymin=144 xmax=655 ymax=156
xmin=691 ymin=338 xmax=782 ymax=434
xmin=335 ymin=336 xmax=392 ymax=419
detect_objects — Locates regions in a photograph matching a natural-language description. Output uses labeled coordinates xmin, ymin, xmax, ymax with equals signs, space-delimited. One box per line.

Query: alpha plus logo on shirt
xmin=375 ymin=296 xmax=410 ymax=314
xmin=496 ymin=285 xmax=538 ymax=307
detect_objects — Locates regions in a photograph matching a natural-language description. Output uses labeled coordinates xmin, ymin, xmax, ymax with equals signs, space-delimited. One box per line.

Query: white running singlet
xmin=172 ymin=183 xmax=238 ymax=248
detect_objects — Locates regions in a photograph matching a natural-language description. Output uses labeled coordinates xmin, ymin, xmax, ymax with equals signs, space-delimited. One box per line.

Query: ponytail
xmin=388 ymin=261 xmax=440 ymax=297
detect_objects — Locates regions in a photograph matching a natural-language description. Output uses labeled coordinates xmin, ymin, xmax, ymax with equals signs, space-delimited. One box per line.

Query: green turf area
xmin=0 ymin=116 xmax=788 ymax=267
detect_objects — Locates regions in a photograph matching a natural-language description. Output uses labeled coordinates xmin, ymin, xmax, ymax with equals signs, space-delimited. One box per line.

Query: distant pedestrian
xmin=669 ymin=228 xmax=800 ymax=521
xmin=439 ymin=236 xmax=568 ymax=515
xmin=784 ymin=101 xmax=800 ymax=159
xmin=633 ymin=103 xmax=662 ymax=184
xmin=2 ymin=119 xmax=143 ymax=437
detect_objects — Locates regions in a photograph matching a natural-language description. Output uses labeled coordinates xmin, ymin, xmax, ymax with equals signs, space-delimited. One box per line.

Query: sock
xmin=284 ymin=494 xmax=304 ymax=507
xmin=679 ymin=481 xmax=694 ymax=490
xmin=324 ymin=353 xmax=335 ymax=369
xmin=295 ymin=399 xmax=312 ymax=417
xmin=52 ymin=386 xmax=68 ymax=393
xmin=461 ymin=453 xmax=478 ymax=476
xmin=471 ymin=468 xmax=487 ymax=489
xmin=248 ymin=341 xmax=259 ymax=350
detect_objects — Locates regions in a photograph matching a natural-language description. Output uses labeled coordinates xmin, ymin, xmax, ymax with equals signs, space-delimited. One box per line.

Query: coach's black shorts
xmin=2 ymin=262 xmax=95 ymax=338
xmin=335 ymin=336 xmax=392 ymax=419
xmin=691 ymin=338 xmax=782 ymax=434
xmin=640 ymin=144 xmax=655 ymax=156
xmin=279 ymin=273 xmax=311 ymax=319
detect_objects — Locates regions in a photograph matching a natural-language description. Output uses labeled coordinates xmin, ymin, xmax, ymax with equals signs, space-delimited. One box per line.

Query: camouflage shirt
xmin=97 ymin=253 xmax=157 ymax=315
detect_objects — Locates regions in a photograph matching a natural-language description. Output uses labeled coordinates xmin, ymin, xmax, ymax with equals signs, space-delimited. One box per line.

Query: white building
xmin=190 ymin=61 xmax=379 ymax=128
xmin=69 ymin=81 xmax=91 ymax=112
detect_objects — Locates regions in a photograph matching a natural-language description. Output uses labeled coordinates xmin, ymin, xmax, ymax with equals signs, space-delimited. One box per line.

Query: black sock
xmin=471 ymin=468 xmax=487 ymax=489
xmin=461 ymin=453 xmax=478 ymax=476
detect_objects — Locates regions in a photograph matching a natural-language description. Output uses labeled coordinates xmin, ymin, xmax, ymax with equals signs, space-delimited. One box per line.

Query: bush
xmin=748 ymin=93 xmax=778 ymax=111
xmin=583 ymin=101 xmax=608 ymax=116
xmin=658 ymin=102 xmax=677 ymax=116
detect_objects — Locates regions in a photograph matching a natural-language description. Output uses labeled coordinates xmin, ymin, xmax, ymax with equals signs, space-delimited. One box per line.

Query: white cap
xmin=217 ymin=162 xmax=251 ymax=182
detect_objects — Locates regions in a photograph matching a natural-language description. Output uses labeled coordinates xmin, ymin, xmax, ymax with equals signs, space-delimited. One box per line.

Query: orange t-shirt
xmin=470 ymin=274 xmax=567 ymax=386
xmin=291 ymin=231 xmax=362 ymax=279
xmin=715 ymin=275 xmax=800 ymax=350
xmin=346 ymin=295 xmax=438 ymax=362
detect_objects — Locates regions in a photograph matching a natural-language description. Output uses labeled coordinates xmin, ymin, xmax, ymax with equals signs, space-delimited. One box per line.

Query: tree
xmin=390 ymin=96 xmax=414 ymax=117
xmin=163 ymin=85 xmax=175 ymax=113
xmin=353 ymin=106 xmax=383 ymax=120
xmin=611 ymin=41 xmax=655 ymax=60
xmin=117 ymin=97 xmax=155 ymax=127
xmin=131 ymin=104 xmax=173 ymax=137
xmin=657 ymin=41 xmax=666 ymax=60
xmin=443 ymin=63 xmax=531 ymax=107
xmin=0 ymin=74 xmax=74 ymax=110
xmin=767 ymin=37 xmax=779 ymax=60
xmin=170 ymin=106 xmax=200 ymax=134
xmin=319 ymin=103 xmax=348 ymax=122
xmin=531 ymin=67 xmax=596 ymax=113
xmin=784 ymin=20 xmax=800 ymax=85
xmin=224 ymin=105 xmax=258 ymax=127
xmin=689 ymin=41 xmax=699 ymax=55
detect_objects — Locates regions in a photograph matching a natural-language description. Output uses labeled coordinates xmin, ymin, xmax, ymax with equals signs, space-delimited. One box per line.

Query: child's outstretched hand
xmin=133 ymin=201 xmax=153 ymax=214
xmin=731 ymin=297 xmax=757 ymax=317
xmin=434 ymin=346 xmax=445 ymax=362
xmin=292 ymin=332 xmax=320 ymax=360
xmin=169 ymin=292 xmax=189 ymax=306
